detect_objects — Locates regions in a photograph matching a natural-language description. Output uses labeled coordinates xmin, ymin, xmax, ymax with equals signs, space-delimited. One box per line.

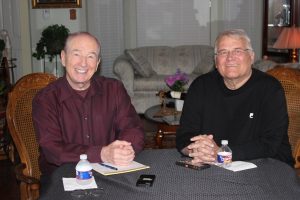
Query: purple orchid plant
xmin=165 ymin=69 xmax=189 ymax=92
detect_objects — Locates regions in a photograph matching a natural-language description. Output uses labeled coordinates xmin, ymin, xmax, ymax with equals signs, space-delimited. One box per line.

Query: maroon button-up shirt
xmin=32 ymin=75 xmax=144 ymax=175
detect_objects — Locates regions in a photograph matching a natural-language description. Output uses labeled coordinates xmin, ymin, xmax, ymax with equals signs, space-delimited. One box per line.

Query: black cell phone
xmin=175 ymin=160 xmax=211 ymax=170
xmin=136 ymin=174 xmax=156 ymax=187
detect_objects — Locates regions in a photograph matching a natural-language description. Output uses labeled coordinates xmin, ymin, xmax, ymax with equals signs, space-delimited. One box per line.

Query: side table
xmin=144 ymin=105 xmax=179 ymax=148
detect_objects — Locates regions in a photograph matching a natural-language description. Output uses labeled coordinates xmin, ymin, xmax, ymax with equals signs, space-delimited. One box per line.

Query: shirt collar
xmin=58 ymin=75 xmax=103 ymax=103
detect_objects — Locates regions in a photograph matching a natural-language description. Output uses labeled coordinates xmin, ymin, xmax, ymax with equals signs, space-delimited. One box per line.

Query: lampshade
xmin=273 ymin=27 xmax=300 ymax=49
xmin=273 ymin=26 xmax=300 ymax=62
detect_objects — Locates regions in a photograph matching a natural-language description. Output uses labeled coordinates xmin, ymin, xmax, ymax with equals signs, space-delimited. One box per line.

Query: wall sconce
xmin=273 ymin=26 xmax=300 ymax=63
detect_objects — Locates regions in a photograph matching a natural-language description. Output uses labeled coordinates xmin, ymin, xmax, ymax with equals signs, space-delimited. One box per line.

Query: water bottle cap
xmin=80 ymin=154 xmax=87 ymax=160
xmin=221 ymin=140 xmax=228 ymax=145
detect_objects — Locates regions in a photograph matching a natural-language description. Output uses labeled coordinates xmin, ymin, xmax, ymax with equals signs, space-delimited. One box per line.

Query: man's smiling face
xmin=61 ymin=34 xmax=100 ymax=90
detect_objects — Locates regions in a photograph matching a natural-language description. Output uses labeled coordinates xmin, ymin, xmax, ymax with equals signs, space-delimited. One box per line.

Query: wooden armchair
xmin=6 ymin=73 xmax=56 ymax=200
xmin=267 ymin=67 xmax=300 ymax=169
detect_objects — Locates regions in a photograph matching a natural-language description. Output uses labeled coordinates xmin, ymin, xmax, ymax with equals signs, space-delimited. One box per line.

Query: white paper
xmin=62 ymin=177 xmax=98 ymax=191
xmin=220 ymin=161 xmax=257 ymax=172
xmin=91 ymin=161 xmax=149 ymax=176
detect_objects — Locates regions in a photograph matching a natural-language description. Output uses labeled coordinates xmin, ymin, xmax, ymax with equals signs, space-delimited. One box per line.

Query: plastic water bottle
xmin=76 ymin=154 xmax=93 ymax=185
xmin=217 ymin=140 xmax=232 ymax=167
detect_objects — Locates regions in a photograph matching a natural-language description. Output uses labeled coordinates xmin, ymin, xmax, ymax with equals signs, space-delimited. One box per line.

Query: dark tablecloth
xmin=40 ymin=149 xmax=300 ymax=200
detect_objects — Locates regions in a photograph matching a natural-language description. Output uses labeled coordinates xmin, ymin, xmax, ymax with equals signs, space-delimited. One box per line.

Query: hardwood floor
xmin=0 ymin=159 xmax=20 ymax=200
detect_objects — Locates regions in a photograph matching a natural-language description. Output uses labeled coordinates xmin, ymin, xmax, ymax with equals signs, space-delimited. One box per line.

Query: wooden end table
xmin=144 ymin=105 xmax=180 ymax=148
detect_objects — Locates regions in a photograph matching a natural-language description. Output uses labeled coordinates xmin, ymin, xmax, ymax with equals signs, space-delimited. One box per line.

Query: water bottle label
xmin=217 ymin=152 xmax=232 ymax=164
xmin=76 ymin=171 xmax=92 ymax=180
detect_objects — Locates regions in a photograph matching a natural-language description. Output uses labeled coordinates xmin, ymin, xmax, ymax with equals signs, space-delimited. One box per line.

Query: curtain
xmin=136 ymin=0 xmax=211 ymax=46
xmin=87 ymin=0 xmax=124 ymax=78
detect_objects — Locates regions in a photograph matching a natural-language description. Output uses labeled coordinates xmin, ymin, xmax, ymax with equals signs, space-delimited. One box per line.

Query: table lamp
xmin=273 ymin=26 xmax=300 ymax=63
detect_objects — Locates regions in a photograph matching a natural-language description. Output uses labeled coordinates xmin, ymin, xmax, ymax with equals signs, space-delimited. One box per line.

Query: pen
xmin=100 ymin=163 xmax=118 ymax=170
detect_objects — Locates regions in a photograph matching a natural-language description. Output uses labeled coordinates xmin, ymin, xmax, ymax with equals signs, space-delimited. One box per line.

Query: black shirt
xmin=176 ymin=69 xmax=294 ymax=167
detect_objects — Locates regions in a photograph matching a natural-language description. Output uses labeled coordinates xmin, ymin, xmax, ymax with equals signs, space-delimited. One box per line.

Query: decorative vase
xmin=175 ymin=99 xmax=184 ymax=111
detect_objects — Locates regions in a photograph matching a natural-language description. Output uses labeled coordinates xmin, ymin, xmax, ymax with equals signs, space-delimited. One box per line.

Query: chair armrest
xmin=295 ymin=140 xmax=300 ymax=168
xmin=113 ymin=55 xmax=135 ymax=96
xmin=15 ymin=163 xmax=40 ymax=185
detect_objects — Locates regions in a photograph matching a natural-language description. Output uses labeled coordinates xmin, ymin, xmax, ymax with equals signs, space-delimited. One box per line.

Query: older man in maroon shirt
xmin=33 ymin=32 xmax=144 ymax=175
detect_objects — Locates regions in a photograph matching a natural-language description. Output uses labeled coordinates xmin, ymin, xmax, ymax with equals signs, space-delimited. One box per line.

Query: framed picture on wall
xmin=32 ymin=0 xmax=81 ymax=9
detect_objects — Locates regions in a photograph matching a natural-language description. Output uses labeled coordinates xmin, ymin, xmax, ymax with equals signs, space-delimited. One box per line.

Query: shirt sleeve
xmin=176 ymin=79 xmax=204 ymax=152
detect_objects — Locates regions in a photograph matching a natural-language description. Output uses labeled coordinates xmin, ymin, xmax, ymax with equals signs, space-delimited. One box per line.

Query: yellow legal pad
xmin=91 ymin=161 xmax=149 ymax=176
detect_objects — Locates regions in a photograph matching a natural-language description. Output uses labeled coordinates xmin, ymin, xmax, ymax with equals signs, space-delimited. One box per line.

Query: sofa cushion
xmin=134 ymin=73 xmax=199 ymax=92
xmin=147 ymin=46 xmax=210 ymax=75
xmin=125 ymin=45 xmax=215 ymax=76
xmin=134 ymin=75 xmax=168 ymax=91
xmin=151 ymin=47 xmax=175 ymax=75
xmin=125 ymin=49 xmax=155 ymax=77
xmin=193 ymin=45 xmax=215 ymax=74
xmin=173 ymin=46 xmax=197 ymax=74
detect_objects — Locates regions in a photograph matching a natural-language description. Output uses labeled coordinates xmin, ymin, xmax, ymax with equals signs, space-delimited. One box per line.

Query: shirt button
xmin=86 ymin=135 xmax=90 ymax=139
xmin=84 ymin=117 xmax=87 ymax=120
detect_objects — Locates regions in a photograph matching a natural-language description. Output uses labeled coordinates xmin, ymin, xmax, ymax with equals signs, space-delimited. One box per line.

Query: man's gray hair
xmin=214 ymin=29 xmax=253 ymax=53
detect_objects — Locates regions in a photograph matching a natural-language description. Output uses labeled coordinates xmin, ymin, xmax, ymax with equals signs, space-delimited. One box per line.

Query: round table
xmin=144 ymin=105 xmax=179 ymax=148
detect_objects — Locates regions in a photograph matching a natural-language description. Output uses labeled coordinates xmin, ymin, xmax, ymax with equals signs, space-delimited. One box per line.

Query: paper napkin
xmin=222 ymin=161 xmax=257 ymax=172
xmin=62 ymin=177 xmax=98 ymax=191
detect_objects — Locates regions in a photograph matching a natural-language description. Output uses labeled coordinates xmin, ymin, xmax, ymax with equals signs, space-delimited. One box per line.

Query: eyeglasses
xmin=215 ymin=48 xmax=252 ymax=58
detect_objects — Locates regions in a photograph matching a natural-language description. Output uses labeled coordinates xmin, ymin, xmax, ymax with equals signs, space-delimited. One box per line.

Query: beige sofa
xmin=113 ymin=45 xmax=215 ymax=113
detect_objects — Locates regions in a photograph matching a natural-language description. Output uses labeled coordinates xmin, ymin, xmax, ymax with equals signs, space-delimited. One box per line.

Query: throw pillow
xmin=125 ymin=49 xmax=154 ymax=77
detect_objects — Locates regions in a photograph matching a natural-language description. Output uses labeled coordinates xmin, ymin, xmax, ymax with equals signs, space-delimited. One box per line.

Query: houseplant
xmin=165 ymin=69 xmax=189 ymax=111
xmin=32 ymin=24 xmax=70 ymax=62
xmin=165 ymin=69 xmax=189 ymax=92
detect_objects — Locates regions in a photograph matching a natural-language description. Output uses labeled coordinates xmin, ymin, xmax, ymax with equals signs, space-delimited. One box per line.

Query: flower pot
xmin=175 ymin=99 xmax=184 ymax=111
